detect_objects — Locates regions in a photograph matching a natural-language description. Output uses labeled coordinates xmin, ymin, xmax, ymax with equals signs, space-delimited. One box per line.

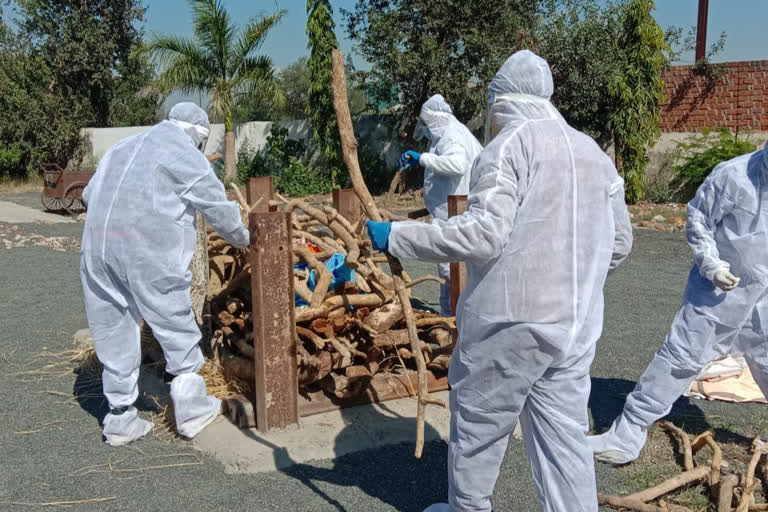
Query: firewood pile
xmin=205 ymin=187 xmax=454 ymax=402
xmin=599 ymin=422 xmax=768 ymax=512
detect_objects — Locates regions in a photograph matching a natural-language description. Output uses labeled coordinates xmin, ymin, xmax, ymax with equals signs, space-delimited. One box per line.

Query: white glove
xmin=713 ymin=269 xmax=740 ymax=292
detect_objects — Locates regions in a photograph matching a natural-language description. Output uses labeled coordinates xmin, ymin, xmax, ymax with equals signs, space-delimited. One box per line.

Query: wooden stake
xmin=330 ymin=48 xmax=445 ymax=458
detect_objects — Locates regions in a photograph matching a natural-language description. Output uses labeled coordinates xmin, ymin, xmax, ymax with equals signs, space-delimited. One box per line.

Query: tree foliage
xmin=0 ymin=33 xmax=85 ymax=178
xmin=536 ymin=0 xmax=682 ymax=202
xmin=606 ymin=0 xmax=668 ymax=202
xmin=18 ymin=0 xmax=156 ymax=128
xmin=307 ymin=0 xmax=342 ymax=184
xmin=142 ymin=0 xmax=285 ymax=181
xmin=344 ymin=0 xmax=540 ymax=131
xmin=535 ymin=1 xmax=624 ymax=147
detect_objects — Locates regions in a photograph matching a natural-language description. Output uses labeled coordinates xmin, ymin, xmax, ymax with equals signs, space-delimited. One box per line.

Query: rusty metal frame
xmin=332 ymin=188 xmax=362 ymax=224
xmin=230 ymin=182 xmax=454 ymax=431
xmin=246 ymin=177 xmax=274 ymax=213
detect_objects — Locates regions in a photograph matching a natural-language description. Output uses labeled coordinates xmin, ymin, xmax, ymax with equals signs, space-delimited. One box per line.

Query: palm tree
xmin=141 ymin=0 xmax=286 ymax=181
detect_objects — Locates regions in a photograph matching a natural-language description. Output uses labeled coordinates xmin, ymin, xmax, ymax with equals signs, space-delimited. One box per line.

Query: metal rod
xmin=695 ymin=0 xmax=709 ymax=62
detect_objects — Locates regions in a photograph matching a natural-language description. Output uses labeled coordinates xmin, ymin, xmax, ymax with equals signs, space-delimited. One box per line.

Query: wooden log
xmin=372 ymin=329 xmax=410 ymax=348
xmin=427 ymin=354 xmax=451 ymax=372
xmin=298 ymin=371 xmax=449 ymax=417
xmin=295 ymin=293 xmax=395 ymax=322
xmin=282 ymin=197 xmax=360 ymax=270
xmin=337 ymin=48 xmax=446 ymax=457
xmin=660 ymin=421 xmax=694 ymax=471
xmin=625 ymin=466 xmax=710 ymax=503
xmin=736 ymin=438 xmax=768 ymax=512
xmin=387 ymin=166 xmax=405 ymax=202
xmin=718 ymin=473 xmax=739 ymax=512
xmin=295 ymin=246 xmax=333 ymax=309
xmin=691 ymin=430 xmax=722 ymax=486
xmin=363 ymin=303 xmax=404 ymax=333
xmin=598 ymin=494 xmax=662 ymax=512
xmin=423 ymin=326 xmax=452 ymax=347
xmin=296 ymin=326 xmax=327 ymax=350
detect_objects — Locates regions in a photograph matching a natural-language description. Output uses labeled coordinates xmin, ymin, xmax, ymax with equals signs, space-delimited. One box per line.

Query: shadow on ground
xmin=74 ymin=363 xmax=167 ymax=427
xmin=243 ymin=404 xmax=448 ymax=512
xmin=589 ymin=376 xmax=753 ymax=445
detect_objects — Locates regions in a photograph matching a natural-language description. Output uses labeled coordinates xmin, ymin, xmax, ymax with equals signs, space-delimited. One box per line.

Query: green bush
xmin=236 ymin=123 xmax=392 ymax=197
xmin=0 ymin=143 xmax=23 ymax=180
xmin=280 ymin=158 xmax=334 ymax=197
xmin=237 ymin=124 xmax=333 ymax=195
xmin=673 ymin=128 xmax=757 ymax=188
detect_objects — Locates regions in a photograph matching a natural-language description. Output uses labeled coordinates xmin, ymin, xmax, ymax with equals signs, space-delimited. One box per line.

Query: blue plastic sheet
xmin=295 ymin=252 xmax=356 ymax=306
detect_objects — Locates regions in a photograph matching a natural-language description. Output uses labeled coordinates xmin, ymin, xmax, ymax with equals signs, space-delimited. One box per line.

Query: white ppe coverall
xmin=415 ymin=94 xmax=483 ymax=316
xmin=590 ymin=142 xmax=768 ymax=464
xmin=389 ymin=50 xmax=633 ymax=512
xmin=80 ymin=102 xmax=249 ymax=446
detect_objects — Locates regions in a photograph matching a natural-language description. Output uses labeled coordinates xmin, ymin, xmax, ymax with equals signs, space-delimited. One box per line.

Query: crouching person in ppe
xmin=398 ymin=94 xmax=482 ymax=316
xmin=368 ymin=50 xmax=633 ymax=512
xmin=79 ymin=102 xmax=250 ymax=446
xmin=590 ymin=141 xmax=768 ymax=465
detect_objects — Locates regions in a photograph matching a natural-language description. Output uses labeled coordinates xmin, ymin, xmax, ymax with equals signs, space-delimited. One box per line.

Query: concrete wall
xmin=615 ymin=131 xmax=768 ymax=184
xmin=661 ymin=60 xmax=768 ymax=132
xmin=82 ymin=115 xmax=407 ymax=169
xmin=83 ymin=119 xmax=311 ymax=160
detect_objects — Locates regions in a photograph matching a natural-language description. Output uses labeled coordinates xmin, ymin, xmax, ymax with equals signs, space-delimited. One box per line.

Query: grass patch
xmin=0 ymin=175 xmax=42 ymax=195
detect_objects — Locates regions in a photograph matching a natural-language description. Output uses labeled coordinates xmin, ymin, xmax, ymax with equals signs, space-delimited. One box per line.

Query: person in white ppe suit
xmin=398 ymin=94 xmax=482 ymax=316
xmin=80 ymin=102 xmax=250 ymax=446
xmin=590 ymin=142 xmax=768 ymax=465
xmin=367 ymin=50 xmax=633 ymax=512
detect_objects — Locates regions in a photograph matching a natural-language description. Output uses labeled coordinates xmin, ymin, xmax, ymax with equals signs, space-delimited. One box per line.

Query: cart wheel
xmin=63 ymin=182 xmax=87 ymax=217
xmin=40 ymin=192 xmax=63 ymax=212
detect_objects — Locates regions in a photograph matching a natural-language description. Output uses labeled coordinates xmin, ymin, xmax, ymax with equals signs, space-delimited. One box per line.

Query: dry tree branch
xmin=330 ymin=48 xmax=445 ymax=458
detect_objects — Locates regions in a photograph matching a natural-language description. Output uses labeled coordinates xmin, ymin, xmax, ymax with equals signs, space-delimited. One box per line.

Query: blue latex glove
xmin=398 ymin=150 xmax=421 ymax=168
xmin=366 ymin=221 xmax=392 ymax=252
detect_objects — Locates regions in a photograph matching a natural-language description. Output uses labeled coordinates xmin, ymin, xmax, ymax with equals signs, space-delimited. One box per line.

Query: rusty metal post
xmin=695 ymin=0 xmax=709 ymax=63
xmin=448 ymin=195 xmax=468 ymax=317
xmin=246 ymin=177 xmax=274 ymax=213
xmin=332 ymin=188 xmax=362 ymax=224
xmin=249 ymin=211 xmax=298 ymax=432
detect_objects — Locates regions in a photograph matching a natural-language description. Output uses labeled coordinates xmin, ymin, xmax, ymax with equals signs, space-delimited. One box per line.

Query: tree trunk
xmin=224 ymin=129 xmax=236 ymax=183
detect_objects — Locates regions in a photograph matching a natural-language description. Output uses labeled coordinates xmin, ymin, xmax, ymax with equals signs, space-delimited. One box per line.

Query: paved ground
xmin=1 ymin=191 xmax=767 ymax=511
xmin=0 ymin=200 xmax=75 ymax=224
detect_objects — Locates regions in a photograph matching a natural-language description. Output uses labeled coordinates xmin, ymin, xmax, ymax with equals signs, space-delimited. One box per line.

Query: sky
xmin=138 ymin=0 xmax=768 ymax=71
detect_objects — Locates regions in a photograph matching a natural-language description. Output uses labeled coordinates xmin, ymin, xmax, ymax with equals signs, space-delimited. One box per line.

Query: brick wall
xmin=660 ymin=60 xmax=768 ymax=132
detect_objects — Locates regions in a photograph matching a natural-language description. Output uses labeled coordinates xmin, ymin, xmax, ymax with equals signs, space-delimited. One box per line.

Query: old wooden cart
xmin=40 ymin=164 xmax=94 ymax=216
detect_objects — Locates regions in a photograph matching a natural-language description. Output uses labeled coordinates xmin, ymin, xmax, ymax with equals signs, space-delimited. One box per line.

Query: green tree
xmin=307 ymin=0 xmax=342 ymax=185
xmin=0 ymin=26 xmax=84 ymax=178
xmin=18 ymin=0 xmax=151 ymax=127
xmin=607 ymin=0 xmax=668 ymax=202
xmin=344 ymin=0 xmax=539 ymax=132
xmin=535 ymin=1 xmax=624 ymax=147
xmin=109 ymin=49 xmax=164 ymax=127
xmin=278 ymin=57 xmax=310 ymax=119
xmin=142 ymin=0 xmax=286 ymax=182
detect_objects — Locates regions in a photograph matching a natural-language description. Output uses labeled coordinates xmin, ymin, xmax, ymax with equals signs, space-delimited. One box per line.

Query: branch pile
xmin=599 ymin=422 xmax=768 ymax=511
xmin=205 ymin=190 xmax=453 ymax=406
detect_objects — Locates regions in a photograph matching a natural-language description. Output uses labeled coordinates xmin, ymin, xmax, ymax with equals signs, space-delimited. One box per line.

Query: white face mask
xmin=413 ymin=118 xmax=427 ymax=141
xmin=171 ymin=120 xmax=210 ymax=150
